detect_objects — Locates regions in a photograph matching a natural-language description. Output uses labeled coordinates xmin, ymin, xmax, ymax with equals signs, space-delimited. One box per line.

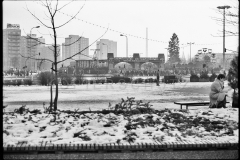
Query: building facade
xmin=214 ymin=53 xmax=237 ymax=69
xmin=96 ymin=39 xmax=117 ymax=60
xmin=3 ymin=24 xmax=21 ymax=71
xmin=36 ymin=45 xmax=61 ymax=71
xmin=62 ymin=35 xmax=89 ymax=67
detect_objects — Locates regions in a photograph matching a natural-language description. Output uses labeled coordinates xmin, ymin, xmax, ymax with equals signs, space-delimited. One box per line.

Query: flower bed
xmin=3 ymin=98 xmax=238 ymax=147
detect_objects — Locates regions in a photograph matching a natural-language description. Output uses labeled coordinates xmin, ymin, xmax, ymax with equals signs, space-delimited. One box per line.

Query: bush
xmin=74 ymin=78 xmax=81 ymax=84
xmin=210 ymin=73 xmax=217 ymax=82
xmin=3 ymin=80 xmax=13 ymax=86
xmin=82 ymin=80 xmax=89 ymax=84
xmin=23 ymin=79 xmax=33 ymax=86
xmin=61 ymin=74 xmax=72 ymax=85
xmin=38 ymin=72 xmax=54 ymax=86
xmin=74 ymin=75 xmax=83 ymax=85
xmin=200 ymin=73 xmax=209 ymax=79
xmin=228 ymin=56 xmax=238 ymax=108
xmin=106 ymin=78 xmax=113 ymax=83
xmin=132 ymin=78 xmax=143 ymax=84
xmin=96 ymin=79 xmax=105 ymax=84
xmin=107 ymin=77 xmax=131 ymax=83
xmin=4 ymin=80 xmax=21 ymax=86
xmin=163 ymin=75 xmax=178 ymax=83
xmin=89 ymin=80 xmax=94 ymax=84
xmin=16 ymin=79 xmax=22 ymax=86
xmin=232 ymin=90 xmax=238 ymax=108
xmin=190 ymin=74 xmax=199 ymax=82
xmin=145 ymin=78 xmax=154 ymax=83
xmin=74 ymin=79 xmax=89 ymax=85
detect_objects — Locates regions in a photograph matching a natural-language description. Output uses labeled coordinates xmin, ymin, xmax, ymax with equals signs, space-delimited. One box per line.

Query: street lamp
xmin=30 ymin=26 xmax=40 ymax=72
xmin=217 ymin=5 xmax=231 ymax=70
xmin=120 ymin=34 xmax=128 ymax=57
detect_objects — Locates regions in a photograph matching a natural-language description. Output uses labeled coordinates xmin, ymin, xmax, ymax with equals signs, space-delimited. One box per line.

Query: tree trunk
xmin=54 ymin=64 xmax=58 ymax=111
xmin=50 ymin=81 xmax=53 ymax=109
xmin=53 ymin=23 xmax=58 ymax=111
xmin=49 ymin=63 xmax=53 ymax=112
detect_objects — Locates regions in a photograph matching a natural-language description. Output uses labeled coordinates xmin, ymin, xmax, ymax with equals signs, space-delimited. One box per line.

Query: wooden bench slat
xmin=174 ymin=101 xmax=229 ymax=109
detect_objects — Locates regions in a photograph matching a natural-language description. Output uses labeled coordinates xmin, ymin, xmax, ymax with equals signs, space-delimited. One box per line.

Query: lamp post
xmin=187 ymin=42 xmax=194 ymax=62
xmin=217 ymin=5 xmax=231 ymax=70
xmin=30 ymin=26 xmax=40 ymax=72
xmin=120 ymin=34 xmax=128 ymax=57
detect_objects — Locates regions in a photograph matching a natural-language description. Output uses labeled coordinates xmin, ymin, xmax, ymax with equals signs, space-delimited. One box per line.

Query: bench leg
xmin=180 ymin=105 xmax=182 ymax=109
xmin=186 ymin=105 xmax=188 ymax=110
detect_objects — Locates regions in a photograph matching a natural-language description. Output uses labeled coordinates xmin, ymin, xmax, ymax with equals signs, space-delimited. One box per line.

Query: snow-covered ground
xmin=3 ymin=108 xmax=238 ymax=146
xmin=3 ymin=81 xmax=238 ymax=147
xmin=3 ymin=81 xmax=234 ymax=112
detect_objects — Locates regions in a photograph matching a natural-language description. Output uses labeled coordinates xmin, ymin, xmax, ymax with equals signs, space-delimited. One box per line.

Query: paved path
xmin=3 ymin=150 xmax=238 ymax=159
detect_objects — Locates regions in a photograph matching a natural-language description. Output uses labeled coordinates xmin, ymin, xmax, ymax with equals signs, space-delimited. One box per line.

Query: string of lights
xmin=58 ymin=10 xmax=222 ymax=46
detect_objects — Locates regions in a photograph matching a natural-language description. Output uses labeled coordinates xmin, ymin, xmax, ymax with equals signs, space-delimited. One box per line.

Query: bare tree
xmin=20 ymin=0 xmax=108 ymax=111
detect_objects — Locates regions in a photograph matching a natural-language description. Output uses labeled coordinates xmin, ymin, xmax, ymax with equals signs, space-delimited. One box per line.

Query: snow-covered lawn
xmin=3 ymin=81 xmax=234 ymax=112
xmin=3 ymin=81 xmax=238 ymax=147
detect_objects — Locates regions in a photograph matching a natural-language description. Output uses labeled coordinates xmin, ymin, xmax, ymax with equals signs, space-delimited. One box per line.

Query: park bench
xmin=174 ymin=101 xmax=230 ymax=110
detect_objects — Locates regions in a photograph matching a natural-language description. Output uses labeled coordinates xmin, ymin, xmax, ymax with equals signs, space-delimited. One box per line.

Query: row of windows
xmin=8 ymin=43 xmax=20 ymax=46
xmin=8 ymin=39 xmax=20 ymax=42
xmin=8 ymin=51 xmax=20 ymax=54
xmin=8 ymin=47 xmax=20 ymax=50
xmin=8 ymin=31 xmax=21 ymax=35
xmin=8 ymin=35 xmax=20 ymax=38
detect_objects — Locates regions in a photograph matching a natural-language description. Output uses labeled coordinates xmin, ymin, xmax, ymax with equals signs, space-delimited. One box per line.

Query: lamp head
xmin=36 ymin=26 xmax=40 ymax=28
xmin=217 ymin=5 xmax=231 ymax=9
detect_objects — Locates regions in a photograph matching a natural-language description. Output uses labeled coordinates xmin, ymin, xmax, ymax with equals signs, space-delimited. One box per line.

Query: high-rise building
xmin=19 ymin=35 xmax=45 ymax=71
xmin=3 ymin=23 xmax=21 ymax=71
xmin=96 ymin=39 xmax=117 ymax=60
xmin=38 ymin=37 xmax=45 ymax=47
xmin=36 ymin=45 xmax=61 ymax=71
xmin=20 ymin=36 xmax=28 ymax=69
xmin=21 ymin=34 xmax=40 ymax=71
xmin=62 ymin=35 xmax=89 ymax=66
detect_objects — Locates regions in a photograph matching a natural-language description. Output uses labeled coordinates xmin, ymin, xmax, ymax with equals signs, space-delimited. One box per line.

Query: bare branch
xmin=52 ymin=0 xmax=59 ymax=17
xmin=57 ymin=27 xmax=109 ymax=64
xmin=56 ymin=0 xmax=75 ymax=11
xmin=25 ymin=3 xmax=52 ymax=29
xmin=61 ymin=35 xmax=84 ymax=47
xmin=48 ymin=46 xmax=55 ymax=52
xmin=55 ymin=2 xmax=85 ymax=29
xmin=43 ymin=11 xmax=51 ymax=20
xmin=19 ymin=52 xmax=54 ymax=64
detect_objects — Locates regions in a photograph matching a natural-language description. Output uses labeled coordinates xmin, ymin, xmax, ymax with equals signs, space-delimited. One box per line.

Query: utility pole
xmin=181 ymin=44 xmax=186 ymax=64
xmin=146 ymin=27 xmax=148 ymax=57
xmin=187 ymin=42 xmax=194 ymax=62
xmin=217 ymin=5 xmax=231 ymax=69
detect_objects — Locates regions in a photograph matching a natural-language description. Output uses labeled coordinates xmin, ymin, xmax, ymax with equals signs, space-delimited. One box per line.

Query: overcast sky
xmin=3 ymin=0 xmax=238 ymax=60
